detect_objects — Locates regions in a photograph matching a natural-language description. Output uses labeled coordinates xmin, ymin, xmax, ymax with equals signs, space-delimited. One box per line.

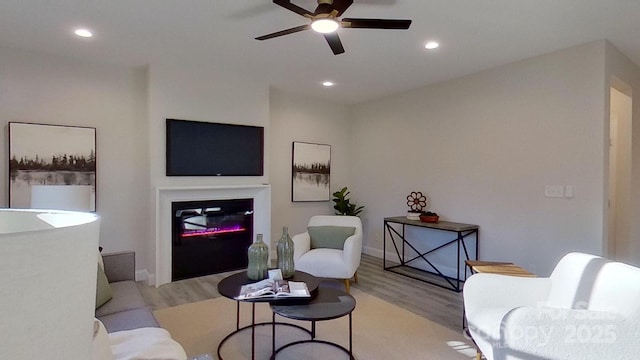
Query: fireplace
xmin=155 ymin=185 xmax=271 ymax=287
xmin=171 ymin=198 xmax=253 ymax=281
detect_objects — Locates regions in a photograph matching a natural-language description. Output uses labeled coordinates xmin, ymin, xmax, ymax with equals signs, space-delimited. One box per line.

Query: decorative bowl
xmin=420 ymin=215 xmax=439 ymax=223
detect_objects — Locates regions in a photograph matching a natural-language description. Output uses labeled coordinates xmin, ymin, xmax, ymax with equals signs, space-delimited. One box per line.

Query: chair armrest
xmin=101 ymin=251 xmax=136 ymax=283
xmin=342 ymin=233 xmax=363 ymax=277
xmin=292 ymin=232 xmax=310 ymax=263
xmin=499 ymin=307 xmax=635 ymax=359
xmin=463 ymin=273 xmax=551 ymax=317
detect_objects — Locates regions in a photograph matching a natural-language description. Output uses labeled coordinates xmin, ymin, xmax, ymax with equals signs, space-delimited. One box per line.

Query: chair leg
xmin=353 ymin=271 xmax=358 ymax=283
xmin=344 ymin=279 xmax=350 ymax=294
xmin=475 ymin=351 xmax=482 ymax=360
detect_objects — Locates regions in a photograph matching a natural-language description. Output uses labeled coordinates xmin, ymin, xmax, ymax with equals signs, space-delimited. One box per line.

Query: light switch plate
xmin=565 ymin=185 xmax=573 ymax=198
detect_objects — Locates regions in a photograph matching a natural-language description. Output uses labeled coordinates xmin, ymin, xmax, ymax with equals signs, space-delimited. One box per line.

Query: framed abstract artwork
xmin=8 ymin=122 xmax=97 ymax=211
xmin=291 ymin=141 xmax=331 ymax=202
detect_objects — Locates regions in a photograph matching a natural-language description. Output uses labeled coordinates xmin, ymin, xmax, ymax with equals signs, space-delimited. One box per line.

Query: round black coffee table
xmin=270 ymin=287 xmax=356 ymax=359
xmin=217 ymin=271 xmax=320 ymax=360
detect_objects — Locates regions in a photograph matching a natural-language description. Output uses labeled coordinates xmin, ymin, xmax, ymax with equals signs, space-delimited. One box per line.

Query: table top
xmin=465 ymin=260 xmax=536 ymax=277
xmin=271 ymin=287 xmax=356 ymax=321
xmin=384 ymin=216 xmax=479 ymax=232
xmin=217 ymin=270 xmax=320 ymax=302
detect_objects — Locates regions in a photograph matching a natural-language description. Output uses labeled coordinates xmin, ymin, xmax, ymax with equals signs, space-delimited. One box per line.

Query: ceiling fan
xmin=255 ymin=0 xmax=412 ymax=55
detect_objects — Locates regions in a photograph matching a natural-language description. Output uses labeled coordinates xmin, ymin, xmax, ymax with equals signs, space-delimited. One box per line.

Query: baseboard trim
xmin=147 ymin=273 xmax=156 ymax=287
xmin=362 ymin=246 xmax=384 ymax=258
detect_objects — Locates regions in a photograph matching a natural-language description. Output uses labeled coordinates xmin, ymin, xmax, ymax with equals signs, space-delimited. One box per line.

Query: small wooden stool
xmin=465 ymin=260 xmax=535 ymax=277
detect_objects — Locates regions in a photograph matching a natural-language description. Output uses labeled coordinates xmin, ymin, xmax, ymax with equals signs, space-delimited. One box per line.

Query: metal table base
xmin=383 ymin=216 xmax=479 ymax=292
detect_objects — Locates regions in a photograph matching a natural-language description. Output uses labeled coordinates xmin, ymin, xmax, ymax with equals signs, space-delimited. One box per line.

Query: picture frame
xmin=8 ymin=122 xmax=97 ymax=211
xmin=292 ymin=141 xmax=331 ymax=202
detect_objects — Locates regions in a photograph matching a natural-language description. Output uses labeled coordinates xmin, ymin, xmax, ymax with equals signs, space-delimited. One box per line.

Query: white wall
xmin=269 ymin=89 xmax=353 ymax=250
xmin=350 ymin=41 xmax=607 ymax=276
xmin=0 ymin=46 xmax=148 ymax=259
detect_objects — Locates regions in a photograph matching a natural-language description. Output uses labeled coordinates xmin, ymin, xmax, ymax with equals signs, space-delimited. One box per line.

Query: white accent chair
xmin=292 ymin=215 xmax=363 ymax=293
xmin=463 ymin=252 xmax=640 ymax=360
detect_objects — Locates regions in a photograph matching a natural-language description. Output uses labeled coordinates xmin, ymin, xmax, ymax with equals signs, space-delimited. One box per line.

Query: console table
xmin=383 ymin=216 xmax=479 ymax=292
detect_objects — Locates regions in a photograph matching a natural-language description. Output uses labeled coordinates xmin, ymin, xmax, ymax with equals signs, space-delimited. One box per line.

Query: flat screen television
xmin=166 ymin=119 xmax=264 ymax=176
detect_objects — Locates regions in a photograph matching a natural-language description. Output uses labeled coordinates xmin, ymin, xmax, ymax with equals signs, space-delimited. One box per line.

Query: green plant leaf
xmin=331 ymin=186 xmax=364 ymax=216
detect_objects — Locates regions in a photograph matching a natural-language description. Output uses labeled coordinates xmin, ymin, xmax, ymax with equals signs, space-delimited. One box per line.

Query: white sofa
xmin=94 ymin=251 xmax=187 ymax=360
xmin=464 ymin=252 xmax=640 ymax=360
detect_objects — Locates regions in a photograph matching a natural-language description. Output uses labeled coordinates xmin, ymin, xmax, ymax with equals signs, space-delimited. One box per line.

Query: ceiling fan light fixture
xmin=311 ymin=18 xmax=339 ymax=34
xmin=257 ymin=1 xmax=412 ymax=55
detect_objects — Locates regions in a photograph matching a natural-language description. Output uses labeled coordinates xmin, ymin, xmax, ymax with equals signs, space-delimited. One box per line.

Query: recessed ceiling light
xmin=74 ymin=28 xmax=93 ymax=38
xmin=424 ymin=41 xmax=439 ymax=50
xmin=322 ymin=81 xmax=335 ymax=87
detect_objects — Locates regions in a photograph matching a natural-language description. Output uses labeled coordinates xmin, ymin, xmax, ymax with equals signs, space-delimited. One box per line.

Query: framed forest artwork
xmin=8 ymin=122 xmax=97 ymax=211
xmin=291 ymin=141 xmax=331 ymax=202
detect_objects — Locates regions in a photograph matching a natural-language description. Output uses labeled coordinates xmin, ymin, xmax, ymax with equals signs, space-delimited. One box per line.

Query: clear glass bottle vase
xmin=247 ymin=233 xmax=269 ymax=281
xmin=277 ymin=226 xmax=295 ymax=279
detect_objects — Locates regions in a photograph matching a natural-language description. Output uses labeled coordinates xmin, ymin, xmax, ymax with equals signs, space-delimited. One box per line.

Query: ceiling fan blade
xmin=255 ymin=24 xmax=311 ymax=40
xmin=323 ymin=33 xmax=345 ymax=55
xmin=273 ymin=0 xmax=313 ymax=17
xmin=341 ymin=18 xmax=412 ymax=29
xmin=332 ymin=0 xmax=354 ymax=17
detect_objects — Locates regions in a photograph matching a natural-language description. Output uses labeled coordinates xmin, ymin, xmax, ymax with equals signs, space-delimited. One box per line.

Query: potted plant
xmin=332 ymin=187 xmax=364 ymax=216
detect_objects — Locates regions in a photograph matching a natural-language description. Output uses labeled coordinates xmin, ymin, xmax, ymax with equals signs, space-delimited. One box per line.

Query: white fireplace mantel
xmin=155 ymin=184 xmax=271 ymax=287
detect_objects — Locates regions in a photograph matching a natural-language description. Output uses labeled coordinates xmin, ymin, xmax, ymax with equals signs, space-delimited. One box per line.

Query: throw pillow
xmin=308 ymin=226 xmax=356 ymax=250
xmin=96 ymin=263 xmax=113 ymax=308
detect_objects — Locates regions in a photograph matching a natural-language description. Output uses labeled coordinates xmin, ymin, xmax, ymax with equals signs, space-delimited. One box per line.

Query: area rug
xmin=154 ymin=288 xmax=476 ymax=360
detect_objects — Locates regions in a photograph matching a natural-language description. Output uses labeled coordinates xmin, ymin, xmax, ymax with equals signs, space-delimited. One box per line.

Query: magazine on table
xmin=235 ymin=278 xmax=311 ymax=300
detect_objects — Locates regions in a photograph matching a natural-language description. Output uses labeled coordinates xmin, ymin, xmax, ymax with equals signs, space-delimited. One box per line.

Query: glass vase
xmin=277 ymin=226 xmax=295 ymax=279
xmin=247 ymin=233 xmax=269 ymax=281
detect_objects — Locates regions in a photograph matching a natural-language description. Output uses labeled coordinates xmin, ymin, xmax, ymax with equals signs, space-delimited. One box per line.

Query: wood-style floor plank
xmin=137 ymin=254 xmax=465 ymax=332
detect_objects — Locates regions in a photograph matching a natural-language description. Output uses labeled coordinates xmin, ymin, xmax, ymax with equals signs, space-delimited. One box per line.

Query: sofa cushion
xmin=296 ymin=248 xmax=350 ymax=278
xmin=99 ymin=307 xmax=160 ymax=333
xmin=96 ymin=264 xmax=114 ymax=308
xmin=102 ymin=252 xmax=136 ymax=282
xmin=95 ymin=281 xmax=146 ymax=317
xmin=308 ymin=226 xmax=355 ymax=249
xmin=109 ymin=327 xmax=187 ymax=360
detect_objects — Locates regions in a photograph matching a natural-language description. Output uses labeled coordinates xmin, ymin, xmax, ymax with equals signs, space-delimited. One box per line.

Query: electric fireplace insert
xmin=171 ymin=198 xmax=254 ymax=281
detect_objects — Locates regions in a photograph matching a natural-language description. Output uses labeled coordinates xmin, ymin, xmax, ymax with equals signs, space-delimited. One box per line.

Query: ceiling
xmin=1 ymin=0 xmax=640 ymax=104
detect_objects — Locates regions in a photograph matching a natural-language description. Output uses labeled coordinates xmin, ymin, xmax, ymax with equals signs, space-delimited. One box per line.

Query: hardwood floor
xmin=137 ymin=253 xmax=465 ymax=333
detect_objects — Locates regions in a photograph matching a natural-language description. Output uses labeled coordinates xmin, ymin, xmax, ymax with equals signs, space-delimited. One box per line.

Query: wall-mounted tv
xmin=166 ymin=119 xmax=264 ymax=176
